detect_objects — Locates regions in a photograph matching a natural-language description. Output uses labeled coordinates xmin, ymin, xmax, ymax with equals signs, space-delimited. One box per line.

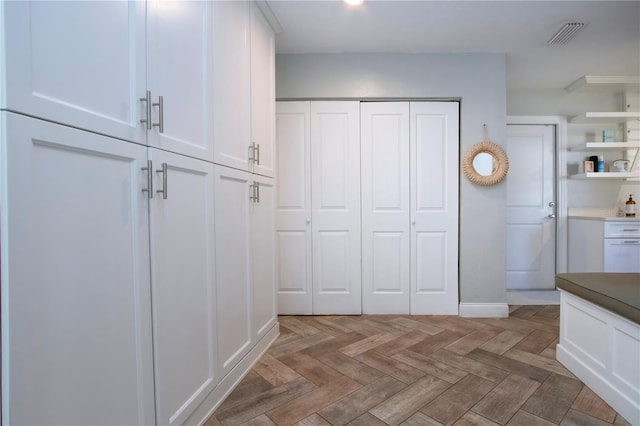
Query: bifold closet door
xmin=275 ymin=101 xmax=312 ymax=314
xmin=311 ymin=101 xmax=362 ymax=314
xmin=361 ymin=102 xmax=411 ymax=313
xmin=410 ymin=102 xmax=459 ymax=315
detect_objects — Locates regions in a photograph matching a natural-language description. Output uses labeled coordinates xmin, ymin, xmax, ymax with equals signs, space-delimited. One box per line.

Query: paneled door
xmin=311 ymin=101 xmax=362 ymax=314
xmin=506 ymin=124 xmax=556 ymax=290
xmin=275 ymin=102 xmax=313 ymax=314
xmin=148 ymin=148 xmax=217 ymax=425
xmin=410 ymin=102 xmax=459 ymax=315
xmin=361 ymin=102 xmax=411 ymax=313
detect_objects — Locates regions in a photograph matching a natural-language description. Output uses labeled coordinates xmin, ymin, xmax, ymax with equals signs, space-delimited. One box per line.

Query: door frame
xmin=506 ymin=116 xmax=568 ymax=275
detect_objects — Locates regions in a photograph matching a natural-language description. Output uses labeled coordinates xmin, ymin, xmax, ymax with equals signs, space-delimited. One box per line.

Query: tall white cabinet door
xmin=410 ymin=102 xmax=459 ymax=315
xmin=275 ymin=102 xmax=312 ymax=314
xmin=1 ymin=1 xmax=147 ymax=144
xmin=214 ymin=165 xmax=253 ymax=377
xmin=146 ymin=1 xmax=214 ymax=161
xmin=250 ymin=3 xmax=276 ymax=178
xmin=1 ymin=113 xmax=155 ymax=426
xmin=148 ymin=149 xmax=217 ymax=426
xmin=311 ymin=101 xmax=362 ymax=314
xmin=361 ymin=102 xmax=411 ymax=314
xmin=212 ymin=1 xmax=252 ymax=171
xmin=252 ymin=176 xmax=277 ymax=340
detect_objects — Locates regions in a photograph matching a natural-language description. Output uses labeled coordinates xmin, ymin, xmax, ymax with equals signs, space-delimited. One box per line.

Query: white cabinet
xmin=145 ymin=1 xmax=215 ymax=161
xmin=212 ymin=1 xmax=275 ymax=177
xmin=147 ymin=149 xmax=217 ymax=426
xmin=275 ymin=101 xmax=361 ymax=315
xmin=569 ymin=218 xmax=640 ymax=272
xmin=213 ymin=165 xmax=276 ymax=377
xmin=1 ymin=113 xmax=156 ymax=426
xmin=1 ymin=0 xmax=215 ymax=161
xmin=361 ymin=102 xmax=460 ymax=315
xmin=0 ymin=1 xmax=147 ymax=144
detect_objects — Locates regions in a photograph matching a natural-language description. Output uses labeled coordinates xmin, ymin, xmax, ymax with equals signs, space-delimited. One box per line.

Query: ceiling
xmin=266 ymin=0 xmax=640 ymax=89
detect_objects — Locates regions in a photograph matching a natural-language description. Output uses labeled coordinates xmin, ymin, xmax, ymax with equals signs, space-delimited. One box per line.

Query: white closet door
xmin=275 ymin=102 xmax=312 ymax=314
xmin=361 ymin=102 xmax=411 ymax=314
xmin=311 ymin=101 xmax=362 ymax=314
xmin=410 ymin=102 xmax=459 ymax=315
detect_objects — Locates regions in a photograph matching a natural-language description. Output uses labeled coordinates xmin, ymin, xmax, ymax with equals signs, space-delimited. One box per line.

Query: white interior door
xmin=506 ymin=124 xmax=556 ymax=290
xmin=410 ymin=102 xmax=459 ymax=315
xmin=275 ymin=102 xmax=312 ymax=314
xmin=361 ymin=102 xmax=411 ymax=314
xmin=311 ymin=101 xmax=362 ymax=314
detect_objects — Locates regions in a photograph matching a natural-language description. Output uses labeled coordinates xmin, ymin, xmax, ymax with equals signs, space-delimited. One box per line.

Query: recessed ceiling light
xmin=343 ymin=0 xmax=364 ymax=6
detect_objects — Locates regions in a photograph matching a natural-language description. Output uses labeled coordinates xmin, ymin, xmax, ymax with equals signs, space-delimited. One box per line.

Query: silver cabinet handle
xmin=249 ymin=142 xmax=259 ymax=165
xmin=255 ymin=143 xmax=260 ymax=165
xmin=255 ymin=181 xmax=260 ymax=203
xmin=156 ymin=162 xmax=168 ymax=199
xmin=141 ymin=160 xmax=153 ymax=198
xmin=140 ymin=91 xmax=152 ymax=130
xmin=249 ymin=182 xmax=257 ymax=202
xmin=153 ymin=95 xmax=164 ymax=133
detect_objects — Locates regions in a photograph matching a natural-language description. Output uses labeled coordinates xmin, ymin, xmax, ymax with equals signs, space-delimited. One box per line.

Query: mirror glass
xmin=472 ymin=152 xmax=495 ymax=177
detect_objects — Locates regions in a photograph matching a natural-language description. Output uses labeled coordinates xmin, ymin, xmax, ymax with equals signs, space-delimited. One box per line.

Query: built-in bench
xmin=556 ymin=273 xmax=639 ymax=425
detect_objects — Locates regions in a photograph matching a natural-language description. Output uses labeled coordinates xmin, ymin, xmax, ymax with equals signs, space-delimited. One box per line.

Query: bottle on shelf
xmin=626 ymin=195 xmax=636 ymax=217
xmin=597 ymin=155 xmax=605 ymax=173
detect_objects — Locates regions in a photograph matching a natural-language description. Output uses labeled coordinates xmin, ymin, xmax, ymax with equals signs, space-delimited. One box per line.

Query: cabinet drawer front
xmin=605 ymin=222 xmax=640 ymax=238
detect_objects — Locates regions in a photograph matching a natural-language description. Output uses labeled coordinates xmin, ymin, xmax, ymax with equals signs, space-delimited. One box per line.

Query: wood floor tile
xmin=506 ymin=410 xmax=556 ymax=426
xmin=355 ymin=349 xmax=426 ymax=384
xmin=369 ymin=375 xmax=451 ymax=425
xmin=253 ymin=353 xmax=301 ymax=387
xmin=467 ymin=349 xmax=551 ymax=383
xmin=318 ymin=376 xmax=406 ymax=425
xmin=215 ymin=377 xmax=316 ymax=426
xmin=266 ymin=376 xmax=361 ymax=426
xmin=392 ymin=349 xmax=468 ymax=384
xmin=428 ymin=349 xmax=510 ymax=384
xmin=521 ymin=373 xmax=583 ymax=423
xmin=453 ymin=411 xmax=501 ymax=426
xmin=471 ymin=374 xmax=540 ymax=425
xmin=391 ymin=316 xmax=445 ymax=335
xmin=571 ymin=386 xmax=617 ymax=423
xmin=513 ymin=329 xmax=557 ymax=355
xmin=445 ymin=329 xmax=502 ymax=355
xmin=421 ymin=374 xmax=496 ymax=425
xmin=317 ymin=351 xmax=384 ymax=385
xmin=206 ymin=309 xmax=627 ymax=426
xmin=478 ymin=330 xmax=529 ymax=355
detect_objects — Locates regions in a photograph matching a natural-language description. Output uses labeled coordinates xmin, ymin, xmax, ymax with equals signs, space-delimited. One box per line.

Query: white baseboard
xmin=459 ymin=303 xmax=509 ymax=318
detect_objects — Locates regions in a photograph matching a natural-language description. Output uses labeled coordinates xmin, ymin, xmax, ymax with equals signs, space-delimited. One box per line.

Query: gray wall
xmin=276 ymin=53 xmax=508 ymax=305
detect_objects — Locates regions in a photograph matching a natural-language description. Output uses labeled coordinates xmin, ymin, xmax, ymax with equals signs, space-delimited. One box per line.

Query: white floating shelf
xmin=572 ymin=172 xmax=639 ymax=179
xmin=569 ymin=112 xmax=640 ymax=124
xmin=569 ymin=142 xmax=640 ymax=151
xmin=565 ymin=75 xmax=640 ymax=93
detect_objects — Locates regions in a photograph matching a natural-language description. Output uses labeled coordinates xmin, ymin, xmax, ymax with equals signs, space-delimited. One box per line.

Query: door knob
xmin=548 ymin=213 xmax=556 ymax=219
xmin=548 ymin=201 xmax=555 ymax=207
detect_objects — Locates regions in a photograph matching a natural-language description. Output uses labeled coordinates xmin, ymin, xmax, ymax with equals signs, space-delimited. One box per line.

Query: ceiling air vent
xmin=547 ymin=22 xmax=586 ymax=45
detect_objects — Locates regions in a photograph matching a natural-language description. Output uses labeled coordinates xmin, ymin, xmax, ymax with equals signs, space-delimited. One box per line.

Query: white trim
xmin=459 ymin=303 xmax=509 ymax=318
xmin=507 ymin=116 xmax=568 ymax=274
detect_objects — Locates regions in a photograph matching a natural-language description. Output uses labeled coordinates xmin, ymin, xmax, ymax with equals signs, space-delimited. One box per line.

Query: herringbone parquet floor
xmin=205 ymin=305 xmax=631 ymax=426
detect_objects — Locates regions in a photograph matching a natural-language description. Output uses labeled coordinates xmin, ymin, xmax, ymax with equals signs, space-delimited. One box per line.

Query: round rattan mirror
xmin=462 ymin=141 xmax=509 ymax=186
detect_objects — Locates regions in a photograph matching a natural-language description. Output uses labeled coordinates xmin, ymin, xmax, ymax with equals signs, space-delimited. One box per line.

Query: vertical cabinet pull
xmin=140 ymin=91 xmax=152 ymax=130
xmin=141 ymin=160 xmax=153 ymax=198
xmin=156 ymin=162 xmax=168 ymax=199
xmin=249 ymin=181 xmax=260 ymax=203
xmin=255 ymin=143 xmax=260 ymax=165
xmin=153 ymin=95 xmax=164 ymax=133
xmin=255 ymin=181 xmax=260 ymax=203
xmin=248 ymin=142 xmax=260 ymax=165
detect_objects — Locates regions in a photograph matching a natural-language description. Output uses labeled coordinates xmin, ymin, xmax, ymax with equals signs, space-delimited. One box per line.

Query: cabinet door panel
xmin=214 ymin=166 xmax=253 ymax=376
xmin=212 ymin=1 xmax=251 ymax=171
xmin=410 ymin=102 xmax=459 ymax=315
xmin=149 ymin=149 xmax=217 ymax=425
xmin=251 ymin=3 xmax=276 ymax=178
xmin=604 ymin=240 xmax=640 ymax=272
xmin=252 ymin=176 xmax=277 ymax=339
xmin=361 ymin=102 xmax=410 ymax=314
xmin=2 ymin=1 xmax=146 ymax=144
xmin=311 ymin=102 xmax=361 ymax=314
xmin=1 ymin=113 xmax=154 ymax=426
xmin=275 ymin=102 xmax=312 ymax=314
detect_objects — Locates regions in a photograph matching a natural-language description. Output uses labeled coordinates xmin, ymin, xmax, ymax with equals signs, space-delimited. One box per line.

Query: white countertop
xmin=569 ymin=216 xmax=640 ymax=222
